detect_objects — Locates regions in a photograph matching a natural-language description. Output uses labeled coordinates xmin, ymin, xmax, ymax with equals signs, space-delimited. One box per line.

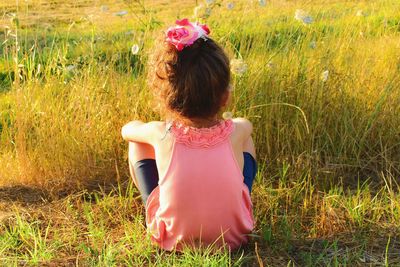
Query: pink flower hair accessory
xmin=166 ymin=18 xmax=210 ymax=51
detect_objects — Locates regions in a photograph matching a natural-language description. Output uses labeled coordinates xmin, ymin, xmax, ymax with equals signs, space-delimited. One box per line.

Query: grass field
xmin=0 ymin=0 xmax=400 ymax=265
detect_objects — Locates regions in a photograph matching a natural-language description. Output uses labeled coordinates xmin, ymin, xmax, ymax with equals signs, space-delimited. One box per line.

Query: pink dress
xmin=145 ymin=119 xmax=254 ymax=251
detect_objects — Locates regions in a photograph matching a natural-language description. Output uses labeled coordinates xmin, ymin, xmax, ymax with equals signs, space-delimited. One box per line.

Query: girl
xmin=121 ymin=19 xmax=257 ymax=251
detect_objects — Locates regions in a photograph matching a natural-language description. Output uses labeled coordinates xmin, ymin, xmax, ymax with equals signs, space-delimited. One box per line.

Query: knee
xmin=243 ymin=136 xmax=256 ymax=159
xmin=128 ymin=142 xmax=155 ymax=163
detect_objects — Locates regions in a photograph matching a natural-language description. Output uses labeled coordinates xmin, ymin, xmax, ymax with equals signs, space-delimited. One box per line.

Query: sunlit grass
xmin=0 ymin=0 xmax=399 ymax=265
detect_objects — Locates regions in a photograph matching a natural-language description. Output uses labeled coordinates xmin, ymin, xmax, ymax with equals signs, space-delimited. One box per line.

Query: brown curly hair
xmin=148 ymin=34 xmax=231 ymax=120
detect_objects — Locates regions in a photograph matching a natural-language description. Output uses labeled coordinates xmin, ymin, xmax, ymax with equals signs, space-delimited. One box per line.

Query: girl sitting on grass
xmin=121 ymin=18 xmax=257 ymax=251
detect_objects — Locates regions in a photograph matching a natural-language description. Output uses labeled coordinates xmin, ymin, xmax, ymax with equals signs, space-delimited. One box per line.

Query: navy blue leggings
xmin=133 ymin=152 xmax=257 ymax=204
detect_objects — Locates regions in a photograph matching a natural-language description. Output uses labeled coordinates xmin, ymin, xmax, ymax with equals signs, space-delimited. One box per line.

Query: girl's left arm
xmin=121 ymin=120 xmax=163 ymax=145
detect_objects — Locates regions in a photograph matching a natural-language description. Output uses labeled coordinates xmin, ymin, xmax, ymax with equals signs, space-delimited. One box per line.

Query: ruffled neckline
xmin=170 ymin=119 xmax=234 ymax=148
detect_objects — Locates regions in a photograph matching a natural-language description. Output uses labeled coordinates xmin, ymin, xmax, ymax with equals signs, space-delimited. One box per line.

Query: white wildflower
xmin=356 ymin=10 xmax=365 ymax=17
xmin=100 ymin=5 xmax=108 ymax=12
xmin=227 ymin=2 xmax=234 ymax=10
xmin=205 ymin=7 xmax=212 ymax=17
xmin=230 ymin=59 xmax=248 ymax=76
xmin=194 ymin=5 xmax=203 ymax=17
xmin=294 ymin=9 xmax=305 ymax=20
xmin=266 ymin=61 xmax=274 ymax=69
xmin=302 ymin=16 xmax=313 ymax=25
xmin=320 ymin=70 xmax=329 ymax=82
xmin=114 ymin=10 xmax=128 ymax=17
xmin=131 ymin=44 xmax=140 ymax=55
xmin=194 ymin=4 xmax=211 ymax=19
xmin=66 ymin=65 xmax=76 ymax=72
xmin=205 ymin=0 xmax=215 ymax=5
xmin=294 ymin=9 xmax=313 ymax=25
xmin=223 ymin=111 xmax=233 ymax=119
xmin=259 ymin=0 xmax=267 ymax=7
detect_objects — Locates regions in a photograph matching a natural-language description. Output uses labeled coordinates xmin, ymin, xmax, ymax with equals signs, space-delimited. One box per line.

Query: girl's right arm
xmin=121 ymin=121 xmax=164 ymax=145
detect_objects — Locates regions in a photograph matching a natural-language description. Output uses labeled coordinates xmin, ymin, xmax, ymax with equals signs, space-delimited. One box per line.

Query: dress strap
xmin=170 ymin=119 xmax=234 ymax=148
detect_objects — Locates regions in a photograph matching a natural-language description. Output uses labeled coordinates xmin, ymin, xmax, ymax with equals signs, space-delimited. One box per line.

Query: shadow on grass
xmin=0 ymin=185 xmax=50 ymax=204
xmin=0 ymin=178 xmax=132 ymax=206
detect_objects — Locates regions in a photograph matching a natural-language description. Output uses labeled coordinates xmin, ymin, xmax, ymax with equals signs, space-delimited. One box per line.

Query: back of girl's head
xmin=149 ymin=27 xmax=230 ymax=119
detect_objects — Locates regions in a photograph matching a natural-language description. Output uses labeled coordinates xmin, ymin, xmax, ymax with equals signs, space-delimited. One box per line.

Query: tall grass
xmin=0 ymin=0 xmax=400 ymax=265
xmin=1 ymin=0 xmax=399 ymax=189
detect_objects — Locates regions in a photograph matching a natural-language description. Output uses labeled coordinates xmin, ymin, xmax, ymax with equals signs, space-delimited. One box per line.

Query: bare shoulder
xmin=146 ymin=121 xmax=166 ymax=132
xmin=232 ymin=117 xmax=253 ymax=139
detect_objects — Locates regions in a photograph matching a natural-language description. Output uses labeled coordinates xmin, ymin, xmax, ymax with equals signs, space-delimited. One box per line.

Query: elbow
xmin=233 ymin=117 xmax=253 ymax=137
xmin=121 ymin=120 xmax=142 ymax=141
xmin=121 ymin=125 xmax=128 ymax=140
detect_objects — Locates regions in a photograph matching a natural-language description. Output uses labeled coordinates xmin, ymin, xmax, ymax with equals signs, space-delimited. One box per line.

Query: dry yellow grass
xmin=0 ymin=0 xmax=399 ymax=265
